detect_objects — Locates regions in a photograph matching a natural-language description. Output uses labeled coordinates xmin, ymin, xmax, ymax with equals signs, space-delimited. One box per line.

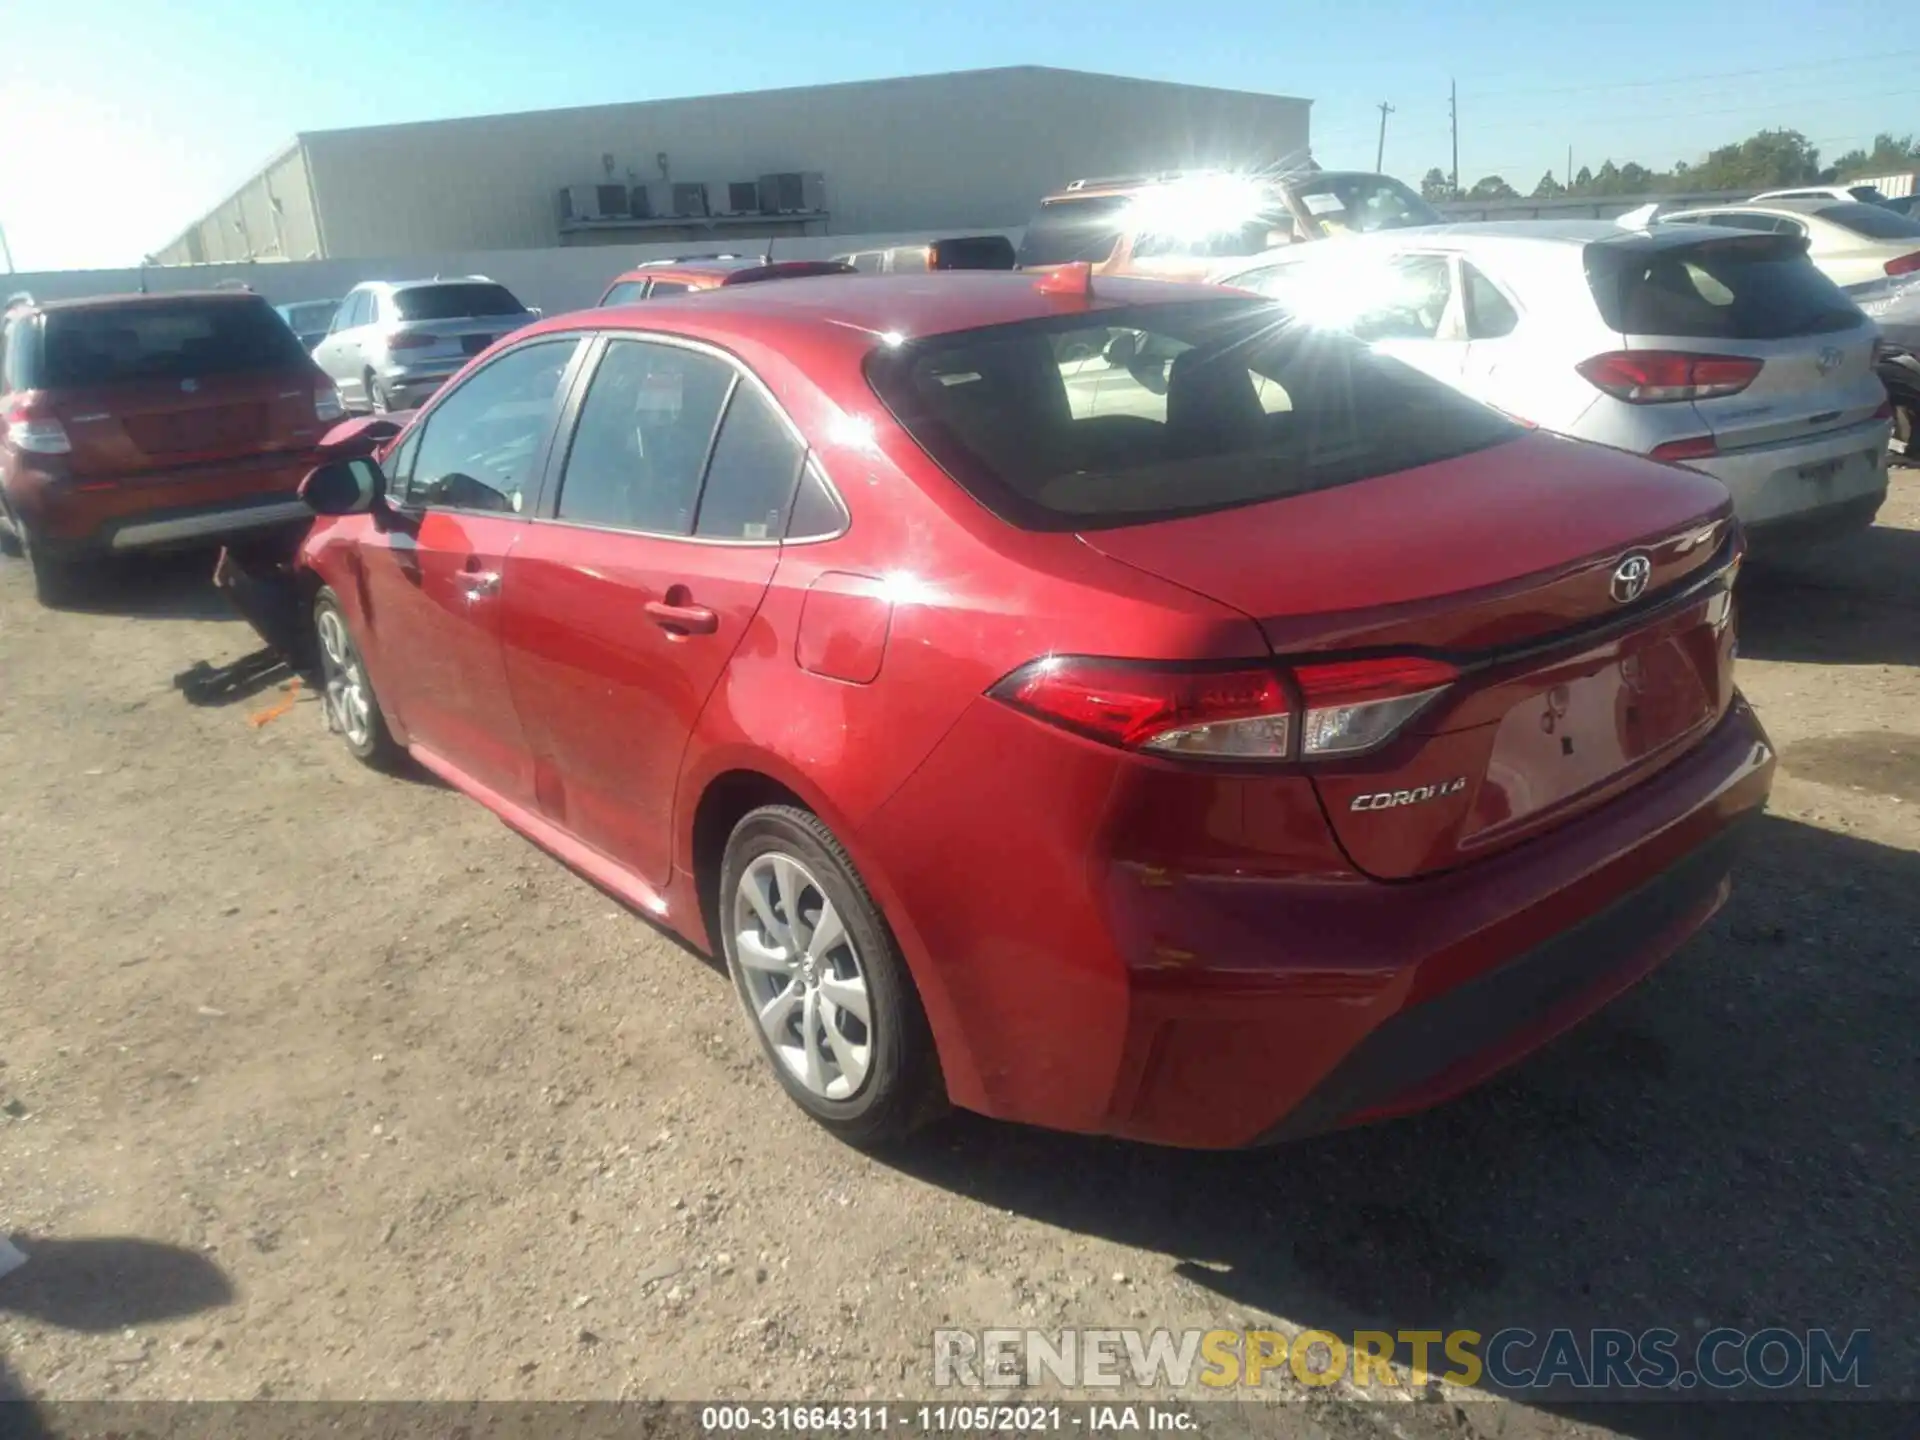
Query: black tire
xmin=719 ymin=805 xmax=944 ymax=1148
xmin=16 ymin=521 xmax=84 ymax=608
xmin=312 ymin=587 xmax=403 ymax=769
xmin=1891 ymin=394 xmax=1917 ymax=469
xmin=0 ymin=493 xmax=22 ymax=558
xmin=365 ymin=372 xmax=391 ymax=414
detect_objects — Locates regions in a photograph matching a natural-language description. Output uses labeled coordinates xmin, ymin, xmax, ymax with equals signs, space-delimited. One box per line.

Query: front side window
xmin=403 ymin=339 xmax=578 ymax=514
xmin=867 ymin=297 xmax=1516 ymax=531
xmin=554 ymin=339 xmax=733 ymax=534
xmin=1352 ymin=255 xmax=1455 ymax=342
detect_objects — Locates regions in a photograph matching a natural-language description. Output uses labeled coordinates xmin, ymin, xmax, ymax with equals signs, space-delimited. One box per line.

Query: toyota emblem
xmin=1610 ymin=552 xmax=1653 ymax=604
xmin=1815 ymin=347 xmax=1843 ymax=376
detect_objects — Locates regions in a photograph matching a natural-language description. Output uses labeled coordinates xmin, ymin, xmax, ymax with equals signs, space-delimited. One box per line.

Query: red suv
xmin=597 ymin=256 xmax=855 ymax=305
xmin=275 ymin=272 xmax=1773 ymax=1150
xmin=1 ymin=291 xmax=340 ymax=604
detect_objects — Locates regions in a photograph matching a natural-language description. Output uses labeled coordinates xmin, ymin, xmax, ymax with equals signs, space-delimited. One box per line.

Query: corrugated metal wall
xmin=288 ymin=67 xmax=1308 ymax=259
xmin=155 ymin=144 xmax=325 ymax=266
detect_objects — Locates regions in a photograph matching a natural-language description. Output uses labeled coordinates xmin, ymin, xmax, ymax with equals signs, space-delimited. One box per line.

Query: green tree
xmin=1420 ymin=167 xmax=1454 ymax=202
xmin=1468 ymin=174 xmax=1518 ymax=200
xmin=1690 ymin=129 xmax=1822 ymax=190
xmin=1532 ymin=170 xmax=1567 ymax=199
xmin=1833 ymin=133 xmax=1920 ymax=180
xmin=1572 ymin=165 xmax=1595 ymax=195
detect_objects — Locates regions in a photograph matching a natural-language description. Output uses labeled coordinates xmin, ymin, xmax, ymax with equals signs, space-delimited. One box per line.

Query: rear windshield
xmin=930 ymin=236 xmax=1017 ymax=271
xmin=867 ymin=298 xmax=1518 ymax=531
xmin=391 ymin=282 xmax=526 ymax=321
xmin=1587 ymin=235 xmax=1863 ymax=339
xmin=39 ymin=297 xmax=312 ymax=387
xmin=1291 ymin=175 xmax=1442 ymax=235
xmin=1816 ymin=202 xmax=1920 ymax=241
xmin=1015 ymin=196 xmax=1130 ymax=268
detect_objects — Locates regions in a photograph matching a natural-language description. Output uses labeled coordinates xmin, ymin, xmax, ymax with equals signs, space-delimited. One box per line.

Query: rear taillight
xmin=1874 ymin=397 xmax=1895 ymax=421
xmin=1885 ymin=252 xmax=1920 ymax=278
xmin=1649 ymin=435 xmax=1721 ymax=463
xmin=1577 ymin=351 xmax=1762 ymax=403
xmin=1293 ymin=656 xmax=1459 ymax=756
xmin=388 ymin=332 xmax=436 ymax=350
xmin=988 ymin=653 xmax=1458 ymax=761
xmin=316 ymin=386 xmax=345 ymax=422
xmin=3 ymin=397 xmax=71 ymax=456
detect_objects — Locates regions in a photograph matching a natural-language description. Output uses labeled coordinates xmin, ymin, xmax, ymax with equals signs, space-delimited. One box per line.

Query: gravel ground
xmin=3 ymin=477 xmax=1918 ymax=1440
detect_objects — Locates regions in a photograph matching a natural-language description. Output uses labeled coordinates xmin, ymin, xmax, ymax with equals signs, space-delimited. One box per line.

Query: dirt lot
xmin=3 ymin=479 xmax=1919 ymax=1440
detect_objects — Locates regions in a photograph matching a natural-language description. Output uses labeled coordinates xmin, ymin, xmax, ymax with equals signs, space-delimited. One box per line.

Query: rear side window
xmin=600 ymin=281 xmax=648 ymax=306
xmin=1463 ymin=264 xmax=1519 ymax=338
xmin=1588 ymin=236 xmax=1863 ymax=339
xmin=40 ymin=298 xmax=311 ymax=387
xmin=555 ymin=339 xmax=733 ymax=534
xmin=1815 ymin=202 xmax=1920 ymax=241
xmin=867 ymin=298 xmax=1517 ymax=532
xmin=1015 ymin=196 xmax=1129 ymax=267
xmin=391 ymin=283 xmax=525 ymax=321
xmin=695 ymin=384 xmax=806 ymax=539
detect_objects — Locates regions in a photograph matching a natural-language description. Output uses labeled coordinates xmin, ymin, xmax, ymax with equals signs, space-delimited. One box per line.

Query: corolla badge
xmin=1610 ymin=551 xmax=1653 ymax=604
xmin=180 ymin=378 xmax=199 ymax=393
xmin=1350 ymin=777 xmax=1467 ymax=811
xmin=1815 ymin=346 xmax=1843 ymax=376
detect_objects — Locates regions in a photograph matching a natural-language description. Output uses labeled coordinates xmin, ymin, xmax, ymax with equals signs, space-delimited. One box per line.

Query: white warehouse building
xmin=156 ymin=66 xmax=1312 ymax=265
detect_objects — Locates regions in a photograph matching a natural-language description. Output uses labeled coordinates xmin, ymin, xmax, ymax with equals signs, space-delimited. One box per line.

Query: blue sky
xmin=0 ymin=0 xmax=1907 ymax=272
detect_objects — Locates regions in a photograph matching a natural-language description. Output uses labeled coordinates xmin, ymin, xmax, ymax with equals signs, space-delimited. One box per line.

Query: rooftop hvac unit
xmin=671 ymin=182 xmax=711 ymax=217
xmin=758 ymin=172 xmax=826 ymax=214
xmin=725 ymin=181 xmax=760 ymax=214
xmin=558 ymin=184 xmax=633 ymax=223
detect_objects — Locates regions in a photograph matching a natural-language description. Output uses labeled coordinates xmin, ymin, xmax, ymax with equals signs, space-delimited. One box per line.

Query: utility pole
xmin=1448 ymin=80 xmax=1459 ymax=199
xmin=1566 ymin=145 xmax=1573 ymax=190
xmin=1375 ymin=101 xmax=1396 ymax=172
xmin=0 ymin=219 xmax=14 ymax=275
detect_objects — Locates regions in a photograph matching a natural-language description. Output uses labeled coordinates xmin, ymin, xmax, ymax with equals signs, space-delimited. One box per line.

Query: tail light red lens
xmin=1885 ymin=252 xmax=1920 ymax=278
xmin=3 ymin=396 xmax=71 ymax=456
xmin=1577 ymin=351 xmax=1763 ymax=403
xmin=989 ymin=654 xmax=1459 ymax=760
xmin=1649 ymin=435 xmax=1721 ymax=463
xmin=388 ymin=332 xmax=437 ymax=350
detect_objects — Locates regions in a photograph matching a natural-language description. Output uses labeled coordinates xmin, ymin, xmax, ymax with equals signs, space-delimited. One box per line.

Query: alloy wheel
xmin=315 ymin=607 xmax=373 ymax=749
xmin=732 ymin=852 xmax=873 ymax=1100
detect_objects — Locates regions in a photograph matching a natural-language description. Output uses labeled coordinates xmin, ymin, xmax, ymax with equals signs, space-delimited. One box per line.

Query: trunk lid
xmin=1079 ymin=431 xmax=1740 ymax=878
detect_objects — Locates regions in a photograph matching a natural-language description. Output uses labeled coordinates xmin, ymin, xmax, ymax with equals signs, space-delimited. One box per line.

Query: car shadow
xmin=56 ymin=549 xmax=235 ymax=622
xmin=1739 ymin=521 xmax=1920 ymax=667
xmin=172 ymin=648 xmax=296 ymax=708
xmin=881 ymin=814 xmax=1919 ymax=1435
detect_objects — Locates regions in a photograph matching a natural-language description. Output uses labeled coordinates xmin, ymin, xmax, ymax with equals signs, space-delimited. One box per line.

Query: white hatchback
xmin=1215 ymin=220 xmax=1892 ymax=549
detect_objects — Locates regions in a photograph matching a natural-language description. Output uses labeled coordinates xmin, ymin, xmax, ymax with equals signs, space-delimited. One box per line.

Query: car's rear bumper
xmin=1692 ymin=418 xmax=1890 ymax=533
xmin=1098 ymin=699 xmax=1773 ymax=1147
xmin=1742 ymin=489 xmax=1887 ymax=548
xmin=11 ymin=449 xmax=317 ymax=557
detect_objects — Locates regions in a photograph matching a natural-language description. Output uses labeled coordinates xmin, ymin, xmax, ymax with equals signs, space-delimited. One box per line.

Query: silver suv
xmin=311 ymin=277 xmax=536 ymax=413
xmin=1216 ymin=221 xmax=1892 ymax=549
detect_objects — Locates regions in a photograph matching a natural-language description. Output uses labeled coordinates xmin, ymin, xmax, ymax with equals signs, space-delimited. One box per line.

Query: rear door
xmin=37 ymin=297 xmax=326 ymax=482
xmin=501 ymin=336 xmax=796 ymax=889
xmin=313 ymin=291 xmax=371 ymax=397
xmin=1591 ymin=230 xmax=1883 ymax=450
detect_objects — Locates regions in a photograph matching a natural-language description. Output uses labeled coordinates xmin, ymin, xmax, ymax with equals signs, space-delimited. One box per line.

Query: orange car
xmin=1014 ymin=169 xmax=1441 ymax=282
xmin=597 ymin=255 xmax=855 ymax=305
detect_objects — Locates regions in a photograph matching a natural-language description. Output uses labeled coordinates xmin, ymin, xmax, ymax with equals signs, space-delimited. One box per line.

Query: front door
xmin=501 ymin=337 xmax=803 ymax=889
xmin=354 ymin=336 xmax=582 ymax=805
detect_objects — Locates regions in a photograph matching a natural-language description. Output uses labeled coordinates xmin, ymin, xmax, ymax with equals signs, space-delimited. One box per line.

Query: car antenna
xmin=766 ymin=235 xmax=776 ymax=262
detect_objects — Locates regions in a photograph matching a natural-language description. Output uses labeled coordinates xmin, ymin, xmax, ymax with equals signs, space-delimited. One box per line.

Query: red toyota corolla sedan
xmin=281 ymin=270 xmax=1774 ymax=1150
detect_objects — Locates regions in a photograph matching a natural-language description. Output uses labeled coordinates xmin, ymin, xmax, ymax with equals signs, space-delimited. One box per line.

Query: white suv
xmin=310 ymin=277 xmax=536 ymax=413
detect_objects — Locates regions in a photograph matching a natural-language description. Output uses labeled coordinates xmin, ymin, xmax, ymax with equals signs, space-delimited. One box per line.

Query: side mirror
xmin=299 ymin=458 xmax=383 ymax=516
xmin=1104 ymin=331 xmax=1139 ymax=367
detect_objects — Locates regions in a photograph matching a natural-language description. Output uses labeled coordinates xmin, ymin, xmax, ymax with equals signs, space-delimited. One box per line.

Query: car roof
xmin=1216 ymin=219 xmax=1730 ymax=269
xmin=1038 ymin=168 xmax=1390 ymax=205
xmin=356 ymin=276 xmax=506 ymax=293
xmin=559 ymin=270 xmax=1227 ymax=348
xmin=24 ymin=289 xmax=270 ymax=315
xmin=1666 ymin=197 xmax=1836 ymax=218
